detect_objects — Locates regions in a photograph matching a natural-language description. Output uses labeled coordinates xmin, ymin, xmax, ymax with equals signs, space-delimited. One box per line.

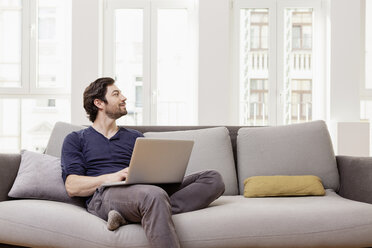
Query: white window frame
xmin=0 ymin=0 xmax=71 ymax=152
xmin=233 ymin=0 xmax=277 ymax=125
xmin=103 ymin=0 xmax=197 ymax=125
xmin=0 ymin=0 xmax=71 ymax=96
xmin=233 ymin=0 xmax=325 ymax=126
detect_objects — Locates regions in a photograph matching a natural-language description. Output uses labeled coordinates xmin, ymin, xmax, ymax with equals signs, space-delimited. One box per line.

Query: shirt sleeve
xmin=137 ymin=131 xmax=144 ymax=138
xmin=61 ymin=132 xmax=87 ymax=182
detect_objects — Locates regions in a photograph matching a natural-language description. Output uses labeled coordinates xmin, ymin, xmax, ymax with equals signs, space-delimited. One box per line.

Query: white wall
xmin=71 ymin=0 xmax=101 ymax=125
xmin=327 ymin=0 xmax=367 ymax=155
xmin=329 ymin=0 xmax=361 ymax=122
xmin=198 ymin=0 xmax=232 ymax=125
xmin=71 ymin=0 xmax=363 ymax=127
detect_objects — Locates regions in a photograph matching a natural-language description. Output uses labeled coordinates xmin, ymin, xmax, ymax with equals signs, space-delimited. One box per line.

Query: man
xmin=61 ymin=77 xmax=225 ymax=248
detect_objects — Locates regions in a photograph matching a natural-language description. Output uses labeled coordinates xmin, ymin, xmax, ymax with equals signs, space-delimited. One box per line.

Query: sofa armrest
xmin=337 ymin=155 xmax=372 ymax=204
xmin=0 ymin=153 xmax=21 ymax=202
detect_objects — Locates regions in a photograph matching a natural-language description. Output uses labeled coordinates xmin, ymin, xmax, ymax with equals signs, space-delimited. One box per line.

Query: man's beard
xmin=105 ymin=106 xmax=127 ymax=120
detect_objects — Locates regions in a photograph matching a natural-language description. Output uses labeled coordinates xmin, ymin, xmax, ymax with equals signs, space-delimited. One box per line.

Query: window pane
xmin=290 ymin=79 xmax=312 ymax=122
xmin=157 ymin=9 xmax=195 ymax=125
xmin=302 ymin=25 xmax=312 ymax=49
xmin=292 ymin=26 xmax=301 ymax=49
xmin=249 ymin=79 xmax=268 ymax=122
xmin=292 ymin=11 xmax=312 ymax=24
xmin=261 ymin=25 xmax=268 ymax=49
xmin=0 ymin=99 xmax=20 ymax=153
xmin=251 ymin=12 xmax=268 ymax=24
xmin=114 ymin=9 xmax=143 ymax=125
xmin=0 ymin=64 xmax=20 ymax=85
xmin=0 ymin=1 xmax=21 ymax=7
xmin=240 ymin=9 xmax=269 ymax=125
xmin=283 ymin=8 xmax=313 ymax=124
xmin=0 ymin=98 xmax=70 ymax=153
xmin=20 ymin=98 xmax=70 ymax=152
xmin=250 ymin=26 xmax=260 ymax=49
xmin=0 ymin=3 xmax=22 ymax=87
xmin=37 ymin=0 xmax=70 ymax=89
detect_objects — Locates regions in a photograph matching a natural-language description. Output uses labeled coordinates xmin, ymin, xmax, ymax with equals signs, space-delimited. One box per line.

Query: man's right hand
xmin=65 ymin=167 xmax=130 ymax=197
xmin=104 ymin=167 xmax=129 ymax=183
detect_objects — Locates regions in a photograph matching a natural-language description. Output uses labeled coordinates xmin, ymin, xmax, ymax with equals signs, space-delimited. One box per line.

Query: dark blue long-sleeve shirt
xmin=61 ymin=126 xmax=143 ymax=204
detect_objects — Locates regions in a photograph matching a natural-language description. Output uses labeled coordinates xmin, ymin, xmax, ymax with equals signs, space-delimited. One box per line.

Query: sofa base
xmin=1 ymin=190 xmax=372 ymax=248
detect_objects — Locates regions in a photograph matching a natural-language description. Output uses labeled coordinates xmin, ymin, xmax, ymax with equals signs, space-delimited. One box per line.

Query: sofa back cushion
xmin=144 ymin=127 xmax=238 ymax=195
xmin=45 ymin=122 xmax=85 ymax=157
xmin=45 ymin=123 xmax=239 ymax=195
xmin=237 ymin=120 xmax=339 ymax=194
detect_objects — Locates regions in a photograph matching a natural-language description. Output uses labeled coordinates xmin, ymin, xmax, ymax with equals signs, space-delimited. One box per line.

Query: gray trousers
xmin=87 ymin=170 xmax=225 ymax=248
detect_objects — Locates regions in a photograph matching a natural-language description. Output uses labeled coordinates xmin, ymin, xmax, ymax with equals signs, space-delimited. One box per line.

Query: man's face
xmin=102 ymin=84 xmax=127 ymax=120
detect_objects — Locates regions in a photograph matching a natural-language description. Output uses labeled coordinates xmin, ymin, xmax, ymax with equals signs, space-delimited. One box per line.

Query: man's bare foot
xmin=107 ymin=210 xmax=127 ymax=231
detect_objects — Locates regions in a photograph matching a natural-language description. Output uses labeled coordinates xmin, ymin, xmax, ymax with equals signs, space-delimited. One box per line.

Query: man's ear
xmin=94 ymin=99 xmax=105 ymax=110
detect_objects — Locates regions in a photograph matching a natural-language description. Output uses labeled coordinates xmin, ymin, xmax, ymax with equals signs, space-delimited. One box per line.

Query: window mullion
xmin=276 ymin=1 xmax=285 ymax=125
xmin=150 ymin=1 xmax=157 ymax=125
xmin=143 ymin=1 xmax=151 ymax=125
xmin=268 ymin=1 xmax=277 ymax=126
xmin=29 ymin=0 xmax=37 ymax=94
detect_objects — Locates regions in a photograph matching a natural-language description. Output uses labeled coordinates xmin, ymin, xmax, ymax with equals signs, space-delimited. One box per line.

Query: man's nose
xmin=121 ymin=95 xmax=127 ymax=101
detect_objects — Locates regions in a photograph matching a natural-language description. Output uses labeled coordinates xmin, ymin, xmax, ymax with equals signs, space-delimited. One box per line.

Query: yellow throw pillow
xmin=243 ymin=175 xmax=325 ymax=197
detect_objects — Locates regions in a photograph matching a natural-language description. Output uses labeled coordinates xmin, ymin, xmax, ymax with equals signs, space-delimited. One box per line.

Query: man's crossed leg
xmin=87 ymin=170 xmax=225 ymax=248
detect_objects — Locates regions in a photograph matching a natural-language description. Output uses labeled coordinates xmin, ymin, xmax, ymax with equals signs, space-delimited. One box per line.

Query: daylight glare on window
xmin=0 ymin=0 xmax=22 ymax=88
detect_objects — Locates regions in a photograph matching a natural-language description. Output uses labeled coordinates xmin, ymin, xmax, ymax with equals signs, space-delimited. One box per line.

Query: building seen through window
xmin=285 ymin=9 xmax=313 ymax=124
xmin=240 ymin=7 xmax=314 ymax=125
xmin=240 ymin=9 xmax=269 ymax=126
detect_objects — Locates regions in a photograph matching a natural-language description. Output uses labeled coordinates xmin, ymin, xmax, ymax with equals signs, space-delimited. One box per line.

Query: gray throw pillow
xmin=144 ymin=127 xmax=238 ymax=195
xmin=8 ymin=150 xmax=85 ymax=207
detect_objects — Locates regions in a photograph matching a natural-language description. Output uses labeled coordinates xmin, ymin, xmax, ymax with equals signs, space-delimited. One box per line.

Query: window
xmin=103 ymin=0 xmax=197 ymax=125
xmin=0 ymin=0 xmax=71 ymax=153
xmin=234 ymin=0 xmax=324 ymax=126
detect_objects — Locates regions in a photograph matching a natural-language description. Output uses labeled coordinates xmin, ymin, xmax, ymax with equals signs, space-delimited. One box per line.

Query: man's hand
xmin=104 ymin=167 xmax=129 ymax=183
xmin=65 ymin=167 xmax=130 ymax=197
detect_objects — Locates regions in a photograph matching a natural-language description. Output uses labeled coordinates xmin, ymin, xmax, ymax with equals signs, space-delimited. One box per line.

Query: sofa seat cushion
xmin=1 ymin=190 xmax=372 ymax=248
xmin=175 ymin=190 xmax=372 ymax=248
xmin=0 ymin=200 xmax=149 ymax=248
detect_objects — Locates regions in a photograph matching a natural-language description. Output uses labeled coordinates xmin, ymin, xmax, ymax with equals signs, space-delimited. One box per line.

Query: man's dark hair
xmin=83 ymin=77 xmax=115 ymax=122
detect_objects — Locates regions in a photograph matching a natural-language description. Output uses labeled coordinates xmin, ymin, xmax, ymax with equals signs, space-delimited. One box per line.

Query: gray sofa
xmin=1 ymin=120 xmax=372 ymax=248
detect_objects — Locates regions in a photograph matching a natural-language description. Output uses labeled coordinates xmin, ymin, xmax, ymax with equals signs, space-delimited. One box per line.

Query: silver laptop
xmin=101 ymin=138 xmax=194 ymax=187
